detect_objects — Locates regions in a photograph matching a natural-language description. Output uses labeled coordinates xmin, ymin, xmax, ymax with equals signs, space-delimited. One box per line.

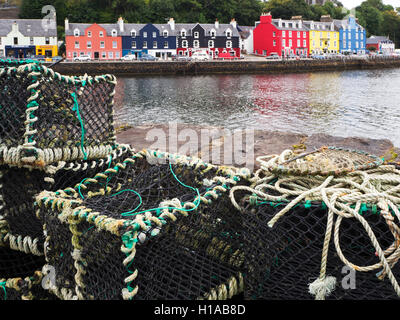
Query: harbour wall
xmin=48 ymin=57 xmax=400 ymax=76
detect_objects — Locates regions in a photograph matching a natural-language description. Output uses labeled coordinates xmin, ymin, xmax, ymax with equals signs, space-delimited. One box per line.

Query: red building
xmin=65 ymin=19 xmax=123 ymax=60
xmin=253 ymin=13 xmax=309 ymax=57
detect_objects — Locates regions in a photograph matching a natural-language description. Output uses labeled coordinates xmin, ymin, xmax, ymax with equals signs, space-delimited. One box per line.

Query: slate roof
xmin=272 ymin=19 xmax=309 ymax=31
xmin=66 ymin=23 xmax=121 ymax=36
xmin=366 ymin=36 xmax=393 ymax=44
xmin=0 ymin=19 xmax=57 ymax=37
xmin=302 ymin=20 xmax=335 ymax=32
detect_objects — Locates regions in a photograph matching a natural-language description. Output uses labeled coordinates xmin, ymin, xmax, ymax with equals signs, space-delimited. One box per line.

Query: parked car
xmin=311 ymin=54 xmax=326 ymax=60
xmin=73 ymin=54 xmax=91 ymax=62
xmin=217 ymin=52 xmax=238 ymax=60
xmin=121 ymin=54 xmax=136 ymax=61
xmin=172 ymin=54 xmax=192 ymax=61
xmin=139 ymin=53 xmax=158 ymax=61
xmin=52 ymin=56 xmax=63 ymax=62
xmin=266 ymin=53 xmax=280 ymax=60
xmin=191 ymin=51 xmax=210 ymax=61
xmin=33 ymin=55 xmax=46 ymax=62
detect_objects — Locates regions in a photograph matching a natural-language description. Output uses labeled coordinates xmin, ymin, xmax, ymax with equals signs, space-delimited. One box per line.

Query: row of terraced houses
xmin=0 ymin=13 xmax=393 ymax=60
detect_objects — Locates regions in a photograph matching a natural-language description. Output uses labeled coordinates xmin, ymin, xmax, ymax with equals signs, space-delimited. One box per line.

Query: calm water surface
xmin=116 ymin=68 xmax=400 ymax=147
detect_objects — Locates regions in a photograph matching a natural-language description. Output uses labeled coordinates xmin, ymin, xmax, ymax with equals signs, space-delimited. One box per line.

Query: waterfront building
xmin=366 ymin=35 xmax=395 ymax=54
xmin=121 ymin=18 xmax=177 ymax=60
xmin=237 ymin=25 xmax=254 ymax=54
xmin=175 ymin=19 xmax=241 ymax=59
xmin=333 ymin=15 xmax=366 ymax=54
xmin=65 ymin=19 xmax=122 ymax=60
xmin=253 ymin=13 xmax=310 ymax=57
xmin=0 ymin=19 xmax=58 ymax=58
xmin=303 ymin=15 xmax=339 ymax=54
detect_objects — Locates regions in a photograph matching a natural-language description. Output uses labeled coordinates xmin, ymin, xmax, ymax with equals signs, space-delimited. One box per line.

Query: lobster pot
xmin=35 ymin=149 xmax=249 ymax=300
xmin=0 ymin=242 xmax=56 ymax=300
xmin=0 ymin=59 xmax=40 ymax=68
xmin=0 ymin=144 xmax=133 ymax=256
xmin=243 ymin=200 xmax=400 ymax=300
xmin=0 ymin=63 xmax=117 ymax=168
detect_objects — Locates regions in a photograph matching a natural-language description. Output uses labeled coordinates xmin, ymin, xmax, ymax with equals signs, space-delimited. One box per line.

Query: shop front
xmin=36 ymin=45 xmax=58 ymax=58
xmin=5 ymin=45 xmax=36 ymax=58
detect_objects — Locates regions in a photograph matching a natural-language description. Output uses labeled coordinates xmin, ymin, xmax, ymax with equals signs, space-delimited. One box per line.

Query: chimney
xmin=230 ymin=18 xmax=237 ymax=29
xmin=65 ymin=18 xmax=69 ymax=31
xmin=320 ymin=15 xmax=332 ymax=22
xmin=118 ymin=17 xmax=124 ymax=32
xmin=260 ymin=12 xmax=272 ymax=24
xmin=215 ymin=19 xmax=219 ymax=29
xmin=278 ymin=18 xmax=282 ymax=28
xmin=168 ymin=17 xmax=175 ymax=31
xmin=12 ymin=21 xmax=18 ymax=33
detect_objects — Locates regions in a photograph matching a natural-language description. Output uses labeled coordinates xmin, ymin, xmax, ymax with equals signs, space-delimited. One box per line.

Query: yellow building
xmin=36 ymin=45 xmax=58 ymax=58
xmin=304 ymin=20 xmax=339 ymax=54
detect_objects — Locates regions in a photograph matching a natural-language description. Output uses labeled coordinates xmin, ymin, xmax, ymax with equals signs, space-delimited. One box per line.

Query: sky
xmin=340 ymin=0 xmax=400 ymax=8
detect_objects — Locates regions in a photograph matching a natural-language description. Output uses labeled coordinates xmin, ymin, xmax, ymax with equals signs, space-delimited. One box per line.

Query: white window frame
xmin=74 ymin=29 xmax=80 ymax=37
xmin=132 ymin=41 xmax=136 ymax=49
xmin=164 ymin=41 xmax=168 ymax=48
xmin=226 ymin=29 xmax=232 ymax=37
xmin=181 ymin=30 xmax=186 ymax=37
xmin=75 ymin=41 xmax=80 ymax=49
xmin=194 ymin=31 xmax=199 ymax=38
xmin=153 ymin=41 xmax=157 ymax=48
xmin=289 ymin=31 xmax=292 ymax=37
xmin=143 ymin=41 xmax=147 ymax=48
xmin=208 ymin=40 xmax=214 ymax=48
xmin=131 ymin=30 xmax=136 ymax=37
xmin=182 ymin=40 xmax=188 ymax=48
xmin=210 ymin=29 xmax=216 ymax=37
xmin=226 ymin=40 xmax=232 ymax=48
xmin=30 ymin=37 xmax=34 ymax=45
xmin=163 ymin=31 xmax=168 ymax=37
xmin=152 ymin=32 xmax=156 ymax=38
xmin=112 ymin=41 xmax=117 ymax=49
xmin=87 ymin=41 xmax=92 ymax=49
xmin=102 ymin=52 xmax=106 ymax=58
xmin=111 ymin=29 xmax=117 ymax=37
xmin=282 ymin=31 xmax=286 ymax=37
xmin=109 ymin=52 xmax=113 ymax=59
xmin=88 ymin=31 xmax=92 ymax=37
xmin=115 ymin=51 xmax=120 ymax=59
xmin=99 ymin=31 xmax=104 ymax=37
xmin=100 ymin=41 xmax=105 ymax=49
xmin=193 ymin=40 xmax=200 ymax=48
xmin=143 ymin=32 xmax=147 ymax=38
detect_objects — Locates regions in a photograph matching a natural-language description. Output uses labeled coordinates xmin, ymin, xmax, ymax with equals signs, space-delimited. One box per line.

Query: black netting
xmin=37 ymin=154 xmax=247 ymax=300
xmin=243 ymin=201 xmax=400 ymax=300
xmin=0 ymin=245 xmax=47 ymax=300
xmin=1 ymin=146 xmax=133 ymax=249
xmin=0 ymin=64 xmax=117 ymax=165
xmin=0 ymin=59 xmax=40 ymax=68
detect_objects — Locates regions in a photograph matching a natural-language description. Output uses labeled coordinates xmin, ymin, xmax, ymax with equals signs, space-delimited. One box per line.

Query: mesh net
xmin=0 ymin=145 xmax=133 ymax=255
xmin=0 ymin=63 xmax=117 ymax=167
xmin=0 ymin=244 xmax=56 ymax=300
xmin=0 ymin=59 xmax=40 ymax=68
xmin=267 ymin=146 xmax=384 ymax=176
xmin=242 ymin=200 xmax=400 ymax=300
xmin=36 ymin=150 xmax=248 ymax=300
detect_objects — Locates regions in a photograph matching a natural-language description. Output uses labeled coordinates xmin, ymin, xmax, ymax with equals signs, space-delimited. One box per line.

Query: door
xmin=94 ymin=52 xmax=99 ymax=60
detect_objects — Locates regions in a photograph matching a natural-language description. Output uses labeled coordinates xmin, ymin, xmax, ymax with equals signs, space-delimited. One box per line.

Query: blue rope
xmin=0 ymin=281 xmax=6 ymax=300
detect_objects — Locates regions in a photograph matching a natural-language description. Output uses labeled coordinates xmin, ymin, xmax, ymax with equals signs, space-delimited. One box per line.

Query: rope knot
xmin=309 ymin=276 xmax=337 ymax=300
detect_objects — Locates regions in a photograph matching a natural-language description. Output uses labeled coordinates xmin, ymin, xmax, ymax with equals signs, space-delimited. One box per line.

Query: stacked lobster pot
xmin=230 ymin=146 xmax=400 ymax=300
xmin=35 ymin=149 xmax=252 ymax=300
xmin=0 ymin=61 xmax=133 ymax=300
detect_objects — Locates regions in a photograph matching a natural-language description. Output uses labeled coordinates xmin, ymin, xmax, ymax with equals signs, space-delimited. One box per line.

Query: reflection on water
xmin=116 ymin=69 xmax=400 ymax=147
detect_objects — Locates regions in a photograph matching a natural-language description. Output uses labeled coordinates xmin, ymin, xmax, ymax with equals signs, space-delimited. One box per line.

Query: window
xmin=153 ymin=41 xmax=157 ymax=48
xmin=297 ymin=39 xmax=300 ymax=47
xmin=73 ymin=52 xmax=77 ymax=58
xmin=263 ymin=50 xmax=267 ymax=55
xmin=312 ymin=40 xmax=315 ymax=47
xmin=289 ymin=31 xmax=292 ymax=37
xmin=151 ymin=32 xmax=155 ymax=38
xmin=210 ymin=30 xmax=216 ymax=37
xmin=132 ymin=41 xmax=136 ymax=49
xmin=208 ymin=40 xmax=214 ymax=48
xmin=348 ymin=32 xmax=351 ymax=39
xmin=112 ymin=29 xmax=117 ymax=37
xmin=109 ymin=52 xmax=113 ymax=59
xmin=45 ymin=37 xmax=50 ymax=45
xmin=163 ymin=31 xmax=168 ymax=37
xmin=116 ymin=52 xmax=120 ymax=59
xmin=102 ymin=52 xmax=106 ymax=58
xmin=14 ymin=37 xmax=18 ymax=45
xmin=356 ymin=41 xmax=359 ymax=48
xmin=282 ymin=31 xmax=286 ymax=37
xmin=289 ymin=39 xmax=292 ymax=47
xmin=88 ymin=31 xmax=92 ymax=37
xmin=343 ymin=42 xmax=346 ymax=48
xmin=226 ymin=41 xmax=232 ymax=48
xmin=113 ymin=41 xmax=117 ymax=49
xmin=164 ymin=41 xmax=168 ymax=48
xmin=143 ymin=32 xmax=147 ymax=37
xmin=297 ymin=31 xmax=300 ymax=38
xmin=334 ymin=41 xmax=336 ymax=47
xmin=131 ymin=30 xmax=136 ymax=37
xmin=30 ymin=37 xmax=34 ymax=45
xmin=303 ymin=32 xmax=306 ymax=38
xmin=182 ymin=40 xmax=188 ymax=48
xmin=282 ymin=39 xmax=285 ymax=47
xmin=80 ymin=52 xmax=84 ymax=56
xmin=100 ymin=41 xmax=105 ymax=48
xmin=74 ymin=29 xmax=80 ymax=37
xmin=75 ymin=41 xmax=79 ymax=49
xmin=273 ymin=31 xmax=276 ymax=37
xmin=226 ymin=30 xmax=232 ymax=37
xmin=87 ymin=41 xmax=92 ymax=48
xmin=143 ymin=41 xmax=147 ymax=48
xmin=194 ymin=32 xmax=199 ymax=38
xmin=193 ymin=40 xmax=200 ymax=48
xmin=303 ymin=40 xmax=306 ymax=47
xmin=334 ymin=33 xmax=337 ymax=38
xmin=99 ymin=31 xmax=104 ymax=37
xmin=273 ymin=40 xmax=276 ymax=46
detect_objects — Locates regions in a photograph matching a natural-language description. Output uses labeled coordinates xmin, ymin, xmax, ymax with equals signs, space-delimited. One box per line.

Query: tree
xmin=381 ymin=10 xmax=400 ymax=47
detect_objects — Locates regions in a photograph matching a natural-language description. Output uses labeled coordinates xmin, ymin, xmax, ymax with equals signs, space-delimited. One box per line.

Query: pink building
xmin=65 ymin=18 xmax=123 ymax=60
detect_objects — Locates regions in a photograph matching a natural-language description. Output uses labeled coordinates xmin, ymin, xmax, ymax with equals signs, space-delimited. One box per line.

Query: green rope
xmin=0 ymin=281 xmax=6 ymax=300
xmin=70 ymin=91 xmax=88 ymax=160
xmin=109 ymin=189 xmax=143 ymax=215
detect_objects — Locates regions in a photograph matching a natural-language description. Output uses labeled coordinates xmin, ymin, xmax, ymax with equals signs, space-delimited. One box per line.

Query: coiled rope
xmin=230 ymin=149 xmax=400 ymax=300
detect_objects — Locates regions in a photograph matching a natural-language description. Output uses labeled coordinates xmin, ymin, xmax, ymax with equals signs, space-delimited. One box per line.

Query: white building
xmin=0 ymin=19 xmax=58 ymax=58
xmin=238 ymin=26 xmax=254 ymax=54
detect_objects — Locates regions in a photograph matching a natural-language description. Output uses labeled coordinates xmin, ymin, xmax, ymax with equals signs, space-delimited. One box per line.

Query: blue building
xmin=334 ymin=16 xmax=366 ymax=54
xmin=120 ymin=19 xmax=177 ymax=60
